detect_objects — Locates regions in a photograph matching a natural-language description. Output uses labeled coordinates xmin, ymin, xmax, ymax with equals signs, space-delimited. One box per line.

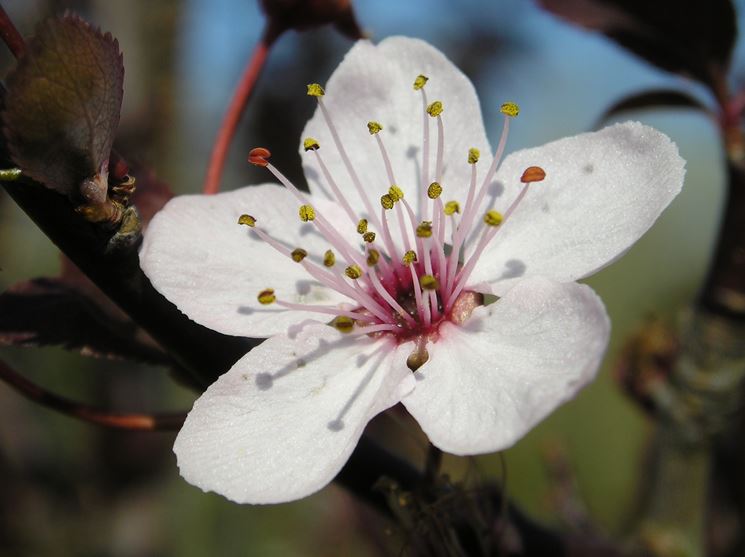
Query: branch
xmin=2 ymin=178 xmax=253 ymax=389
xmin=0 ymin=359 xmax=185 ymax=430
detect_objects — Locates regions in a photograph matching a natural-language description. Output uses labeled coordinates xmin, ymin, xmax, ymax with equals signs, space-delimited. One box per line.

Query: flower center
xmin=240 ymin=76 xmax=544 ymax=345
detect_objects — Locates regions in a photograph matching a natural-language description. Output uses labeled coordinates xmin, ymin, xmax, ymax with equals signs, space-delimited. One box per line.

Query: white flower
xmin=140 ymin=37 xmax=684 ymax=504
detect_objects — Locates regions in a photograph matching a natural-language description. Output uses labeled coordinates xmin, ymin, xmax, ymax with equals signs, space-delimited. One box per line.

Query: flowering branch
xmin=0 ymin=359 xmax=186 ymax=430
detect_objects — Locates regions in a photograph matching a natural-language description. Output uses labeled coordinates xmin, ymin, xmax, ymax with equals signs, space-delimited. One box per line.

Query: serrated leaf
xmin=598 ymin=89 xmax=709 ymax=126
xmin=537 ymin=0 xmax=736 ymax=96
xmin=0 ymin=278 xmax=170 ymax=365
xmin=2 ymin=14 xmax=124 ymax=195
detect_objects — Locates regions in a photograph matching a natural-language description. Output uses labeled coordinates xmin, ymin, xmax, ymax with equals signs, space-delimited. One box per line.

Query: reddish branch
xmin=0 ymin=4 xmax=25 ymax=59
xmin=0 ymin=359 xmax=185 ymax=431
xmin=202 ymin=27 xmax=279 ymax=195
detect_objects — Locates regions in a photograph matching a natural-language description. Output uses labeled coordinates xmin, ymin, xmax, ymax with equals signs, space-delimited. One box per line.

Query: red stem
xmin=0 ymin=4 xmax=25 ymax=59
xmin=202 ymin=26 xmax=279 ymax=195
xmin=0 ymin=359 xmax=185 ymax=431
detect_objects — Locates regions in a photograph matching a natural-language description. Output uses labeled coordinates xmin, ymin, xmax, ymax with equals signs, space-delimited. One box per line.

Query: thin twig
xmin=0 ymin=359 xmax=185 ymax=431
xmin=202 ymin=26 xmax=279 ymax=195
xmin=0 ymin=4 xmax=26 ymax=59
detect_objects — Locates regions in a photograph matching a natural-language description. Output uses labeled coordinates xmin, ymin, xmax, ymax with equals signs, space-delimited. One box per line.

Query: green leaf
xmin=2 ymin=14 xmax=124 ymax=195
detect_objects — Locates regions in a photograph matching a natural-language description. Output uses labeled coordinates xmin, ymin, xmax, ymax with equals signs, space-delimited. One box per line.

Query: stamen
xmin=306 ymin=83 xmax=325 ymax=97
xmin=257 ymin=288 xmax=276 ymax=305
xmin=420 ymin=275 xmax=439 ymax=290
xmin=303 ymin=137 xmax=320 ymax=151
xmin=248 ymin=147 xmax=271 ymax=167
xmin=402 ymin=250 xmax=418 ymax=265
xmin=313 ymin=91 xmax=383 ymax=231
xmin=521 ymin=166 xmax=547 ymax=183
xmin=449 ymin=164 xmax=539 ymax=309
xmin=444 ymin=201 xmax=460 ymax=215
xmin=427 ymin=182 xmax=442 ymax=199
xmin=427 ymin=101 xmax=444 ymax=117
xmin=483 ymin=210 xmax=504 ymax=227
xmin=363 ymin=231 xmax=376 ymax=243
xmin=366 ymin=248 xmax=380 ymax=266
xmin=357 ymin=219 xmax=368 ymax=234
xmin=331 ymin=315 xmax=355 ymax=333
xmin=345 ymin=264 xmax=363 ymax=280
xmin=323 ymin=249 xmax=336 ymax=267
xmin=413 ymin=74 xmax=429 ymax=90
xmin=291 ymin=248 xmax=308 ymax=262
xmin=416 ymin=221 xmax=433 ymax=238
xmin=298 ymin=204 xmax=316 ymax=222
xmin=238 ymin=214 xmax=256 ymax=227
xmin=418 ymin=79 xmax=431 ymax=220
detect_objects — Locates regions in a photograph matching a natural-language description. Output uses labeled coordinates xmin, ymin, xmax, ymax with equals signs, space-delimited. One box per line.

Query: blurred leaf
xmin=599 ymin=89 xmax=709 ymax=125
xmin=0 ymin=278 xmax=170 ymax=365
xmin=537 ymin=0 xmax=736 ymax=96
xmin=2 ymin=15 xmax=124 ymax=195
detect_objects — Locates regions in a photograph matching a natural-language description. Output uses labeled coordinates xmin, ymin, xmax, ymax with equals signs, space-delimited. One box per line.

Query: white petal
xmin=140 ymin=184 xmax=352 ymax=337
xmin=173 ymin=324 xmax=414 ymax=504
xmin=300 ymin=36 xmax=491 ymax=221
xmin=401 ymin=277 xmax=610 ymax=455
xmin=467 ymin=122 xmax=685 ymax=293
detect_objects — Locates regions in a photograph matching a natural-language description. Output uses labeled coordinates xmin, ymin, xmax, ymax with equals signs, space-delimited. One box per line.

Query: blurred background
xmin=0 ymin=0 xmax=741 ymax=555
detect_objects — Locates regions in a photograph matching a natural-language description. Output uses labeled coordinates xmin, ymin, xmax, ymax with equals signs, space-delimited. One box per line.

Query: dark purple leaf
xmin=537 ymin=0 xmax=736 ymax=98
xmin=2 ymin=15 xmax=124 ymax=195
xmin=0 ymin=277 xmax=170 ymax=365
xmin=599 ymin=89 xmax=710 ymax=125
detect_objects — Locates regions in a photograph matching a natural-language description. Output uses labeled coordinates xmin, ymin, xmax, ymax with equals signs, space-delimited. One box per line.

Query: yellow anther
xmin=306 ymin=83 xmax=325 ymax=97
xmin=366 ymin=249 xmax=380 ymax=266
xmin=291 ymin=248 xmax=308 ymax=262
xmin=444 ymin=201 xmax=461 ymax=215
xmin=468 ymin=148 xmax=480 ymax=165
xmin=380 ymin=194 xmax=394 ymax=210
xmin=356 ymin=218 xmax=368 ymax=234
xmin=238 ymin=214 xmax=256 ymax=227
xmin=303 ymin=137 xmax=320 ymax=151
xmin=367 ymin=121 xmax=383 ymax=135
xmin=388 ymin=185 xmax=404 ymax=202
xmin=413 ymin=74 xmax=429 ymax=90
xmin=426 ymin=101 xmax=444 ymax=117
xmin=257 ymin=288 xmax=276 ymax=305
xmin=323 ymin=249 xmax=336 ymax=267
xmin=345 ymin=264 xmax=363 ymax=280
xmin=402 ymin=250 xmax=418 ymax=265
xmin=500 ymin=102 xmax=520 ymax=117
xmin=419 ymin=275 xmax=440 ymax=291
xmin=363 ymin=231 xmax=376 ymax=243
xmin=416 ymin=221 xmax=433 ymax=238
xmin=484 ymin=210 xmax=504 ymax=227
xmin=298 ymin=204 xmax=316 ymax=222
xmin=331 ymin=315 xmax=355 ymax=333
xmin=521 ymin=165 xmax=547 ymax=183
xmin=427 ymin=182 xmax=442 ymax=199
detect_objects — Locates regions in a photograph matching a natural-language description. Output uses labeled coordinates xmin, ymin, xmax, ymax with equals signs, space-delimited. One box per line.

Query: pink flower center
xmin=242 ymin=77 xmax=543 ymax=355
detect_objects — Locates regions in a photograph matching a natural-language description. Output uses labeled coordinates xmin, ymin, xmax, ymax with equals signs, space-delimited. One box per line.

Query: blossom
xmin=140 ymin=37 xmax=684 ymax=504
